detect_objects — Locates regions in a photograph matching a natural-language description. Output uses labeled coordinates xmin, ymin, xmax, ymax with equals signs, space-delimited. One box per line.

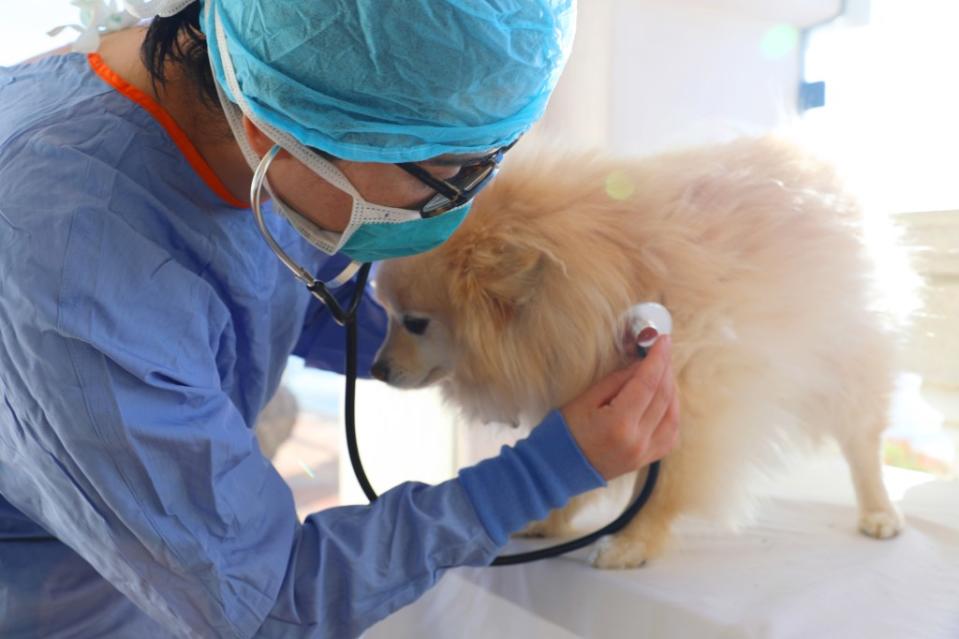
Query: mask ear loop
xmin=250 ymin=144 xmax=368 ymax=324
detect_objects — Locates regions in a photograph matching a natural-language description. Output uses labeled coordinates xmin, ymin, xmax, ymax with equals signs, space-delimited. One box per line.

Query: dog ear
xmin=449 ymin=232 xmax=549 ymax=324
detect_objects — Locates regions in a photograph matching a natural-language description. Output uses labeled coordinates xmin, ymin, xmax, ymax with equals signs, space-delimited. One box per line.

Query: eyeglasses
xmin=397 ymin=139 xmax=517 ymax=218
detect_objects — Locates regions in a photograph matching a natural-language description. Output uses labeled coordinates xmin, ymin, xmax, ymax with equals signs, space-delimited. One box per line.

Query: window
xmin=802 ymin=0 xmax=959 ymax=475
xmin=801 ymin=0 xmax=959 ymax=214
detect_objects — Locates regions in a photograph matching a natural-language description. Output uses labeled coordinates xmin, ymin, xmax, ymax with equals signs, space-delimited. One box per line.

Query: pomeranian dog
xmin=370 ymin=136 xmax=913 ymax=569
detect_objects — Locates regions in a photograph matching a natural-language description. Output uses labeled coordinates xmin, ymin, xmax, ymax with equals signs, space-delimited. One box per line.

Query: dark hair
xmin=141 ymin=5 xmax=218 ymax=105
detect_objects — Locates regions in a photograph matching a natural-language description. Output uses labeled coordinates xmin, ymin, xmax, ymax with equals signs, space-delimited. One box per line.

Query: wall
xmin=530 ymin=0 xmax=842 ymax=154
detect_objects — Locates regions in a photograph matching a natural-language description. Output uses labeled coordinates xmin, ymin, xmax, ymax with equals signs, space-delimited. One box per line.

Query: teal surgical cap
xmin=200 ymin=0 xmax=576 ymax=163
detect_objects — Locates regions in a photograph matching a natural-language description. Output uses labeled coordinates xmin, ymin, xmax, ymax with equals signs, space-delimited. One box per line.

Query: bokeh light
xmin=605 ymin=170 xmax=635 ymax=200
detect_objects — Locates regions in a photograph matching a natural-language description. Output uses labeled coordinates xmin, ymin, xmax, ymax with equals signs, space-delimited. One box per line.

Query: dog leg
xmin=836 ymin=423 xmax=904 ymax=539
xmin=590 ymin=466 xmax=678 ymax=569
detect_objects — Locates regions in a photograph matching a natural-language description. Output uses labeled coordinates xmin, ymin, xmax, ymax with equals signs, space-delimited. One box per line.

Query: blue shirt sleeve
xmin=1 ymin=332 xmax=604 ymax=638
xmin=256 ymin=412 xmax=606 ymax=637
xmin=0 ymin=56 xmax=608 ymax=638
xmin=458 ymin=411 xmax=607 ymax=545
xmin=0 ymin=223 xmax=605 ymax=638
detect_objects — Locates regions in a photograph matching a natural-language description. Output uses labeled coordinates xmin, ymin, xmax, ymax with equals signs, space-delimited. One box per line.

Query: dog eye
xmin=402 ymin=316 xmax=430 ymax=335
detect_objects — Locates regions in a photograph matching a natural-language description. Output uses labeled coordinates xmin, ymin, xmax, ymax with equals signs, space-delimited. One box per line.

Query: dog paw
xmin=858 ymin=508 xmax=904 ymax=539
xmin=590 ymin=536 xmax=649 ymax=569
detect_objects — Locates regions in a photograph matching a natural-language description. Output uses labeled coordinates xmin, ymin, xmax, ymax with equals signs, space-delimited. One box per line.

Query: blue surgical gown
xmin=0 ymin=54 xmax=604 ymax=638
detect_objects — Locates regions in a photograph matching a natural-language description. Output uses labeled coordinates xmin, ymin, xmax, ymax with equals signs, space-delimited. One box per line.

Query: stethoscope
xmin=251 ymin=161 xmax=664 ymax=566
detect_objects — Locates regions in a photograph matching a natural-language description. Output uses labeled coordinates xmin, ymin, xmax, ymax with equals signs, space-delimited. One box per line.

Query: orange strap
xmin=87 ymin=52 xmax=248 ymax=209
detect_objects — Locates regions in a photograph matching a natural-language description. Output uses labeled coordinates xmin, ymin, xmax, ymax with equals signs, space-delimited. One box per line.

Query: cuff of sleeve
xmin=457 ymin=410 xmax=606 ymax=546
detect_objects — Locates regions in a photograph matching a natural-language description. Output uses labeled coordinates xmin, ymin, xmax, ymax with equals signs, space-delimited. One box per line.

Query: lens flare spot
xmin=761 ymin=25 xmax=799 ymax=60
xmin=297 ymin=458 xmax=316 ymax=479
xmin=605 ymin=170 xmax=635 ymax=200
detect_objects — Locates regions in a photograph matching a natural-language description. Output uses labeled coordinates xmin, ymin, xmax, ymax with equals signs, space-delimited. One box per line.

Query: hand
xmin=561 ymin=336 xmax=680 ymax=481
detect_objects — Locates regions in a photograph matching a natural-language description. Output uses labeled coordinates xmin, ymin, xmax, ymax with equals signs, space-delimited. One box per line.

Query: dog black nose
xmin=370 ymin=360 xmax=391 ymax=382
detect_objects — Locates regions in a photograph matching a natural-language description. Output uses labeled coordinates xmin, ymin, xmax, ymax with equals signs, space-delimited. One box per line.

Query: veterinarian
xmin=0 ymin=1 xmax=680 ymax=637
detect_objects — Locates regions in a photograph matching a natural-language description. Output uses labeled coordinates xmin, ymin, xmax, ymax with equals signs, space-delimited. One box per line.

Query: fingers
xmin=609 ymin=335 xmax=671 ymax=415
xmin=587 ymin=358 xmax=645 ymax=408
xmin=561 ymin=335 xmax=680 ymax=481
xmin=647 ymin=379 xmax=681 ymax=461
xmin=641 ymin=358 xmax=674 ymax=436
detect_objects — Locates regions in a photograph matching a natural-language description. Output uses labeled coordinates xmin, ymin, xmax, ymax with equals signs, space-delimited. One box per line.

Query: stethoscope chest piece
xmin=622 ymin=302 xmax=672 ymax=358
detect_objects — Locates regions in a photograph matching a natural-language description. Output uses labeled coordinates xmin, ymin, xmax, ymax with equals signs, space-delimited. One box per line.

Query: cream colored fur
xmin=372 ymin=136 xmax=914 ymax=568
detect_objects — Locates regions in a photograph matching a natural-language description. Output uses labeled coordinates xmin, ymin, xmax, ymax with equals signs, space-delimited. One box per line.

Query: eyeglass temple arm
xmin=396 ymin=138 xmax=518 ymax=199
xmin=397 ymin=163 xmax=462 ymax=198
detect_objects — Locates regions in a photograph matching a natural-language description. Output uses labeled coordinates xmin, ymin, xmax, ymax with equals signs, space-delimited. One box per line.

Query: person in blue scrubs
xmin=0 ymin=1 xmax=680 ymax=637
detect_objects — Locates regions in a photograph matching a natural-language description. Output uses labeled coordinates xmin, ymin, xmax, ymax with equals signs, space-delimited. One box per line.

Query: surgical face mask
xmin=339 ymin=201 xmax=473 ymax=262
xmin=250 ymin=145 xmax=475 ymax=263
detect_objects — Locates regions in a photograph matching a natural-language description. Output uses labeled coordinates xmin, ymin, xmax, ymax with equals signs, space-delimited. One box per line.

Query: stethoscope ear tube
xmin=339 ymin=284 xmax=660 ymax=566
xmin=307 ymin=262 xmax=371 ymax=327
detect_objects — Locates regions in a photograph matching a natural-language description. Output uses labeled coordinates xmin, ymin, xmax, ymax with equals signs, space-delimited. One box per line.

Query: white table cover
xmin=365 ymin=457 xmax=959 ymax=639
